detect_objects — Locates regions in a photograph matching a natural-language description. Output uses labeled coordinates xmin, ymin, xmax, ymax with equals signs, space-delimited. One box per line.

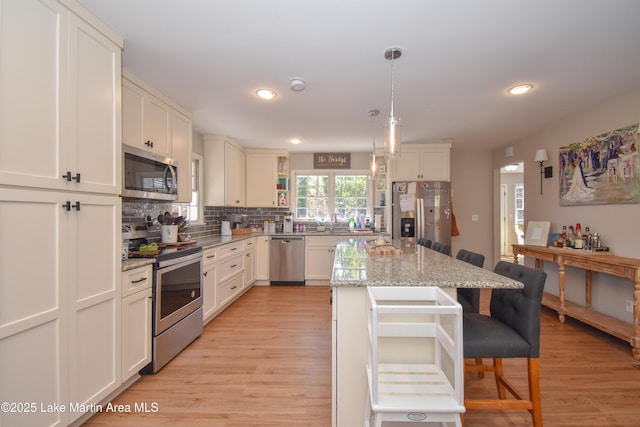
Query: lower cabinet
xmin=121 ymin=265 xmax=152 ymax=382
xmin=0 ymin=188 xmax=121 ymax=426
xmin=202 ymin=247 xmax=218 ymax=324
xmin=245 ymin=238 xmax=256 ymax=287
xmin=203 ymin=239 xmax=258 ymax=325
xmin=305 ymin=236 xmax=342 ymax=281
xmin=255 ymin=235 xmax=270 ymax=281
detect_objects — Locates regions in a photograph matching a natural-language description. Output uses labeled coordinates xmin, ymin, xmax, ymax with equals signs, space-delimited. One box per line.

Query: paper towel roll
xmin=221 ymin=221 xmax=232 ymax=236
xmin=374 ymin=214 xmax=383 ymax=230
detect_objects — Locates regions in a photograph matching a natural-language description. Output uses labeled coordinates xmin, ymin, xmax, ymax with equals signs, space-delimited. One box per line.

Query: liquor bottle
xmin=566 ymin=225 xmax=575 ymax=248
xmin=574 ymin=223 xmax=583 ymax=249
xmin=584 ymin=226 xmax=592 ymax=250
xmin=561 ymin=225 xmax=567 ymax=248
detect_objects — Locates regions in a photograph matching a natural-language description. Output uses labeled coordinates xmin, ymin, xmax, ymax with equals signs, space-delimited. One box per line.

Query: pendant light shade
xmin=369 ymin=109 xmax=379 ymax=177
xmin=384 ymin=48 xmax=402 ymax=159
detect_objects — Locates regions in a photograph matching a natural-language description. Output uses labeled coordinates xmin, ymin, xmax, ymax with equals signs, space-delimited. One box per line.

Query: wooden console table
xmin=512 ymin=244 xmax=640 ymax=360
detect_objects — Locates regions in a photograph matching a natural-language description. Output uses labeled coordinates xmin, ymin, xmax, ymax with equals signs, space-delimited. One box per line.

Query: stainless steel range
xmin=123 ymin=221 xmax=203 ymax=373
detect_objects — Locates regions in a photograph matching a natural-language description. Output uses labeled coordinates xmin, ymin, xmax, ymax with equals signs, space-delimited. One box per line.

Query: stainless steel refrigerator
xmin=392 ymin=181 xmax=452 ymax=244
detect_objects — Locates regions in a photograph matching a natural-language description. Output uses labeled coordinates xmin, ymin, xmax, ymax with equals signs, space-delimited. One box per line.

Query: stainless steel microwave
xmin=123 ymin=144 xmax=178 ymax=201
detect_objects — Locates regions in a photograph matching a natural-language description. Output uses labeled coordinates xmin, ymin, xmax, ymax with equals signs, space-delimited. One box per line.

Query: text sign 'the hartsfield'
xmin=313 ymin=153 xmax=351 ymax=169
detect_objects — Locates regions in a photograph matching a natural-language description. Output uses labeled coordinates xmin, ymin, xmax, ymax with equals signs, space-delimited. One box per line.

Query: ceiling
xmin=78 ymin=0 xmax=640 ymax=154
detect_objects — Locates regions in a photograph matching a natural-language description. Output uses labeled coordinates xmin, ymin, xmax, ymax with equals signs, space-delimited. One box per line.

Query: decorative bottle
xmin=566 ymin=225 xmax=575 ymax=248
xmin=561 ymin=225 xmax=567 ymax=248
xmin=584 ymin=226 xmax=592 ymax=250
xmin=574 ymin=223 xmax=583 ymax=249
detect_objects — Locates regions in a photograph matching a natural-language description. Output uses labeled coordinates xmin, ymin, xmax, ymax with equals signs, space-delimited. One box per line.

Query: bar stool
xmin=463 ymin=261 xmax=547 ymax=427
xmin=364 ymin=286 xmax=465 ymax=427
xmin=431 ymin=242 xmax=451 ymax=256
xmin=454 ymin=249 xmax=485 ymax=313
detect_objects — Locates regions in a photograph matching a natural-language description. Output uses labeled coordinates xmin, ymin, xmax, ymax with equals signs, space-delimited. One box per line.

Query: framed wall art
xmin=524 ymin=221 xmax=550 ymax=247
xmin=559 ymin=123 xmax=639 ymax=206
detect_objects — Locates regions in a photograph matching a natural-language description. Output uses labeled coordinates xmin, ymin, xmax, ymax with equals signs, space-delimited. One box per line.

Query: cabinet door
xmin=0 ymin=187 xmax=68 ymax=427
xmin=122 ymin=80 xmax=144 ymax=148
xmin=255 ymin=236 xmax=270 ymax=280
xmin=172 ymin=111 xmax=193 ymax=203
xmin=419 ymin=147 xmax=450 ymax=181
xmin=245 ymin=239 xmax=256 ymax=287
xmin=246 ymin=154 xmax=276 ymax=207
xmin=203 ymin=261 xmax=218 ymax=324
xmin=68 ymin=15 xmax=121 ymax=194
xmin=391 ymin=147 xmax=422 ymax=180
xmin=143 ymin=94 xmax=172 ymax=157
xmin=67 ymin=194 xmax=121 ymax=421
xmin=305 ymin=246 xmax=335 ymax=280
xmin=225 ymin=143 xmax=245 ymax=206
xmin=0 ymin=0 xmax=66 ymax=191
xmin=121 ymin=287 xmax=152 ymax=382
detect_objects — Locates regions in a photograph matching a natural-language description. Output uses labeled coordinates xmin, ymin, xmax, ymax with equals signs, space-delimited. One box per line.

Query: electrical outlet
xmin=626 ymin=300 xmax=634 ymax=313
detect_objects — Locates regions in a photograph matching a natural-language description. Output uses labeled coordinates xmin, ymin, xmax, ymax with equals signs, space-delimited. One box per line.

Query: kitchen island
xmin=330 ymin=239 xmax=523 ymax=427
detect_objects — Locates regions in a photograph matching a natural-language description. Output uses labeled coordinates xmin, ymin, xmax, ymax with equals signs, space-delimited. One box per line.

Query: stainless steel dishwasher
xmin=269 ymin=235 xmax=305 ymax=285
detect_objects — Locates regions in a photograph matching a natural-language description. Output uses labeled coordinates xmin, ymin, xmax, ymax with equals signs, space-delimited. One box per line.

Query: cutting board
xmin=157 ymin=240 xmax=197 ymax=248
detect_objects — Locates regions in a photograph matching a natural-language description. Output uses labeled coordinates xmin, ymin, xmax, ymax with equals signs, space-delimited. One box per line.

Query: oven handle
xmin=156 ymin=251 xmax=202 ymax=269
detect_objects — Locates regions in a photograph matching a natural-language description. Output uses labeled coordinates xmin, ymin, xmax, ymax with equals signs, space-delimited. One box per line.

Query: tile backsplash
xmin=122 ymin=200 xmax=385 ymax=240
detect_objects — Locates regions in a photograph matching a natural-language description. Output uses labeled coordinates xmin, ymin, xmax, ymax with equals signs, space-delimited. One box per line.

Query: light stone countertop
xmin=330 ymin=239 xmax=524 ymax=289
xmin=122 ymin=230 xmax=385 ymax=271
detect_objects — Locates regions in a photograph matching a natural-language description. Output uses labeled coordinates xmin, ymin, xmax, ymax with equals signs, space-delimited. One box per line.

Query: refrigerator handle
xmin=417 ymin=198 xmax=423 ymax=240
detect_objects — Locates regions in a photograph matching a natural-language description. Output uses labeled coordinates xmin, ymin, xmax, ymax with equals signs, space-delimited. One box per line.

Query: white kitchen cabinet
xmin=0 ymin=188 xmax=122 ymax=426
xmin=121 ymin=266 xmax=152 ymax=382
xmin=305 ymin=236 xmax=340 ymax=281
xmin=204 ymin=135 xmax=245 ymax=206
xmin=0 ymin=1 xmax=122 ymax=424
xmin=0 ymin=0 xmax=122 ymax=196
xmin=391 ymin=143 xmax=451 ymax=181
xmin=122 ymin=76 xmax=172 ymax=158
xmin=255 ymin=235 xmax=270 ymax=281
xmin=245 ymin=238 xmax=256 ymax=287
xmin=246 ymin=152 xmax=277 ymax=207
xmin=202 ymin=247 xmax=218 ymax=324
xmin=245 ymin=150 xmax=289 ymax=207
xmin=172 ymin=110 xmax=193 ymax=203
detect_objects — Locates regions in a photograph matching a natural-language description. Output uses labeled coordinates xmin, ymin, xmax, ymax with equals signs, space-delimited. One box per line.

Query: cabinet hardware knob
xmin=231 ymin=285 xmax=237 ymax=290
xmin=203 ymin=271 xmax=208 ymax=277
xmin=72 ymin=201 xmax=81 ymax=211
xmin=62 ymin=171 xmax=72 ymax=182
xmin=72 ymin=173 xmax=80 ymax=183
xmin=231 ymin=264 xmax=237 ymax=268
xmin=131 ymin=277 xmax=147 ymax=283
xmin=145 ymin=140 xmax=154 ymax=148
xmin=62 ymin=201 xmax=71 ymax=211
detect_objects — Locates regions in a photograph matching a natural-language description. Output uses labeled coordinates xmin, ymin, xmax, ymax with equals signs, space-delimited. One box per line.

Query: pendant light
xmin=384 ymin=48 xmax=402 ymax=159
xmin=368 ymin=109 xmax=379 ymax=177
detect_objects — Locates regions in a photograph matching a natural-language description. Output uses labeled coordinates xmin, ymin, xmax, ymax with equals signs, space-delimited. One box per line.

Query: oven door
xmin=154 ymin=252 xmax=203 ymax=335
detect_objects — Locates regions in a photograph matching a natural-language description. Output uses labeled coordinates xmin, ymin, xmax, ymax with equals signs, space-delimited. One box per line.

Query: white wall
xmin=491 ymin=87 xmax=640 ymax=323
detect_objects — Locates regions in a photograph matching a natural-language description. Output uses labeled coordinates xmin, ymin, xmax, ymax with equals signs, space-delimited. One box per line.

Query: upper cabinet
xmin=391 ymin=143 xmax=451 ymax=181
xmin=245 ymin=150 xmax=289 ymax=207
xmin=171 ymin=110 xmax=193 ymax=203
xmin=122 ymin=76 xmax=172 ymax=158
xmin=204 ymin=135 xmax=246 ymax=206
xmin=0 ymin=0 xmax=122 ymax=195
xmin=122 ymin=73 xmax=193 ymax=202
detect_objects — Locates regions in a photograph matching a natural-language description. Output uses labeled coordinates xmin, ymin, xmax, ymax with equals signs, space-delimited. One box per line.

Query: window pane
xmin=335 ymin=175 xmax=368 ymax=220
xmin=296 ymin=175 xmax=329 ymax=219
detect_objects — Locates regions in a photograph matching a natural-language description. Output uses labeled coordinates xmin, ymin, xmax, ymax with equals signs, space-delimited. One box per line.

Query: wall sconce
xmin=534 ymin=149 xmax=550 ymax=195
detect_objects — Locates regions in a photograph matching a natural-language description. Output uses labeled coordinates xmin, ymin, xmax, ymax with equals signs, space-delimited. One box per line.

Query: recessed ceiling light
xmin=508 ymin=84 xmax=534 ymax=95
xmin=256 ymin=89 xmax=277 ymax=100
xmin=289 ymin=138 xmax=302 ymax=145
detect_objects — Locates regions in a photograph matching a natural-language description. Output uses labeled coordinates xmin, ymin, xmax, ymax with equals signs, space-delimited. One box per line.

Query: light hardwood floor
xmin=84 ymin=286 xmax=640 ymax=427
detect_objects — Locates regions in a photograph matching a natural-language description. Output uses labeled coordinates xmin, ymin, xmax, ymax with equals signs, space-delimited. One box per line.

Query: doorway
xmin=500 ymin=162 xmax=524 ymax=259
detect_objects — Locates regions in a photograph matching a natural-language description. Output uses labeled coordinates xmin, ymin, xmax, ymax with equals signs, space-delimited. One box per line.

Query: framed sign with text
xmin=314 ymin=153 xmax=350 ymax=169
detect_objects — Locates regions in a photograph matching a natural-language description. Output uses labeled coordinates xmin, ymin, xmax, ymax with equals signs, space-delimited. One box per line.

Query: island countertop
xmin=330 ymin=239 xmax=523 ymax=289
